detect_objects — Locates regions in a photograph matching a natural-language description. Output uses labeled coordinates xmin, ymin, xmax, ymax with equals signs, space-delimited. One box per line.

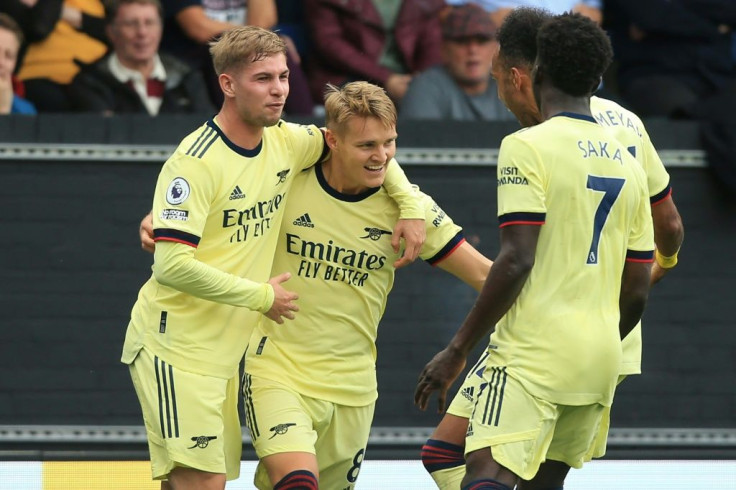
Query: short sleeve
xmin=626 ymin=172 xmax=655 ymax=260
xmin=418 ymin=191 xmax=464 ymax=264
xmin=152 ymin=154 xmax=217 ymax=247
xmin=496 ymin=134 xmax=547 ymax=227
xmin=639 ymin=123 xmax=672 ymax=204
xmin=280 ymin=121 xmax=327 ymax=172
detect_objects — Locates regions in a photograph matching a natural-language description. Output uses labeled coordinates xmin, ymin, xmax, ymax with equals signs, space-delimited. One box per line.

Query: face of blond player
xmin=224 ymin=52 xmax=289 ymax=129
xmin=325 ymin=116 xmax=397 ymax=194
xmin=107 ymin=2 xmax=162 ymax=68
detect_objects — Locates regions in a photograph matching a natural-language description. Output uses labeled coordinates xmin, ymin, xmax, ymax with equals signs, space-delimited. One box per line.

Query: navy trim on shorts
xmin=479 ymin=367 xmax=507 ymax=427
xmin=155 ymin=356 xmax=180 ymax=439
xmin=243 ymin=374 xmax=260 ymax=439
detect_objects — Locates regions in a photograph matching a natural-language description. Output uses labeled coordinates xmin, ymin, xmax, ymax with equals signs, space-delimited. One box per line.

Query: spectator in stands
xmin=15 ymin=0 xmax=108 ymax=112
xmin=400 ymin=3 xmax=514 ymax=121
xmin=605 ymin=0 xmax=736 ymax=119
xmin=605 ymin=0 xmax=736 ymax=195
xmin=0 ymin=13 xmax=36 ymax=114
xmin=304 ymin=0 xmax=444 ymax=105
xmin=445 ymin=0 xmax=602 ymax=27
xmin=0 ymin=0 xmax=54 ymax=65
xmin=67 ymin=0 xmax=213 ymax=115
xmin=160 ymin=0 xmax=314 ymax=114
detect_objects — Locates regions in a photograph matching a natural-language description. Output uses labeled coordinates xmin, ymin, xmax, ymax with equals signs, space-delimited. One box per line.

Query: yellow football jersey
xmin=244 ymin=164 xmax=464 ymax=406
xmin=122 ymin=119 xmax=326 ymax=379
xmin=492 ymin=112 xmax=654 ymax=406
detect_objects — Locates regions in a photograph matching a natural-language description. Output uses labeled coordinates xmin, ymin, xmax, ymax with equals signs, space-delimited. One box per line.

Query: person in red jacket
xmin=304 ymin=0 xmax=444 ymax=104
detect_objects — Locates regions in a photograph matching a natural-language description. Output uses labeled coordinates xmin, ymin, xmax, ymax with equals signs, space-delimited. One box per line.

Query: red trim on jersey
xmin=154 ymin=237 xmax=198 ymax=247
xmin=431 ymin=237 xmax=466 ymax=265
xmin=499 ymin=220 xmax=545 ymax=228
xmin=626 ymin=257 xmax=655 ymax=263
xmin=651 ymin=187 xmax=673 ymax=207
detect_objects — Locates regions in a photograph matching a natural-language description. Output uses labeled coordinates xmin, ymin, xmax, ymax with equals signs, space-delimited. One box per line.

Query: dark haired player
xmin=415 ymin=12 xmax=656 ymax=490
xmin=416 ymin=8 xmax=684 ymax=489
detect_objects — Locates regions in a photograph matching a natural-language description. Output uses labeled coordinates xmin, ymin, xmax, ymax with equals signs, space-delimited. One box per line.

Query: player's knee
xmin=421 ymin=438 xmax=465 ymax=473
xmin=274 ymin=469 xmax=318 ymax=490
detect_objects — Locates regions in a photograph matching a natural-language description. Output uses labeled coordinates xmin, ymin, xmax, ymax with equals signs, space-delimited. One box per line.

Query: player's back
xmin=591 ymin=96 xmax=672 ymax=200
xmin=492 ymin=113 xmax=653 ymax=406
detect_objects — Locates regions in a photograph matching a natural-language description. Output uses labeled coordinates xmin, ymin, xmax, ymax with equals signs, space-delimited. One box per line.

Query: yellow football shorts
xmin=465 ymin=367 xmax=605 ymax=481
xmin=243 ymin=373 xmax=374 ymax=489
xmin=128 ymin=347 xmax=242 ymax=481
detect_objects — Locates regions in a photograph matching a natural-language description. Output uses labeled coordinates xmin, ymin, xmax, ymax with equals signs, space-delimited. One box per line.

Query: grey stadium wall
xmin=0 ymin=114 xmax=734 ymax=438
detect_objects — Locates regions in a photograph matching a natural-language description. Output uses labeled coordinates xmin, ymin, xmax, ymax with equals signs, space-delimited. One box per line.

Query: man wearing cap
xmin=400 ymin=3 xmax=515 ymax=121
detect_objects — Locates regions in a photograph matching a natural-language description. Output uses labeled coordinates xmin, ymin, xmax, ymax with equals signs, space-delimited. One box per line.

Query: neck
xmin=116 ymin=53 xmax=156 ymax=79
xmin=539 ymin=86 xmax=592 ymax=121
xmin=215 ymin=104 xmax=265 ymax=150
xmin=461 ymin=79 xmax=488 ymax=96
xmin=320 ymin=158 xmax=367 ymax=195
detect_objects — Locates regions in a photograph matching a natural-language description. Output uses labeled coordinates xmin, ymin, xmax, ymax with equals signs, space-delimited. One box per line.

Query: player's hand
xmin=140 ymin=212 xmax=155 ymax=253
xmin=650 ymin=261 xmax=668 ymax=285
xmin=391 ymin=218 xmax=425 ymax=269
xmin=264 ymin=273 xmax=299 ymax=324
xmin=414 ymin=347 xmax=466 ymax=413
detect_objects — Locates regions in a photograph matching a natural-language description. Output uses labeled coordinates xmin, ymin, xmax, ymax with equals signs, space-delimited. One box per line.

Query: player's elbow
xmin=653 ymin=200 xmax=684 ymax=251
xmin=153 ymin=261 xmax=174 ymax=288
xmin=660 ymin=211 xmax=684 ymax=246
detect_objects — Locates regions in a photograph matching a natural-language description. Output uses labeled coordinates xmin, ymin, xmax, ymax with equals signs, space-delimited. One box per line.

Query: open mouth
xmin=365 ymin=164 xmax=385 ymax=172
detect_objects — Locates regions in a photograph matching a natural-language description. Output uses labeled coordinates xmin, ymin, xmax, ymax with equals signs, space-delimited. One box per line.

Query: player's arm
xmin=435 ymin=242 xmax=493 ymax=292
xmin=639 ymin=123 xmax=685 ymax=285
xmin=621 ymin=173 xmax=655 ymax=338
xmin=651 ymin=195 xmax=684 ymax=284
xmin=620 ymin=259 xmax=651 ymax=339
xmin=415 ymin=224 xmax=540 ymax=413
xmin=153 ymin=240 xmax=275 ymax=310
xmin=382 ymin=159 xmax=426 ymax=268
xmin=139 ymin=211 xmax=298 ymax=323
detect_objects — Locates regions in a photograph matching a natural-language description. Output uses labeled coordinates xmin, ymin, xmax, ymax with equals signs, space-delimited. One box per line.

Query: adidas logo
xmin=293 ymin=213 xmax=314 ymax=228
xmin=460 ymin=386 xmax=474 ymax=402
xmin=229 ymin=186 xmax=245 ymax=200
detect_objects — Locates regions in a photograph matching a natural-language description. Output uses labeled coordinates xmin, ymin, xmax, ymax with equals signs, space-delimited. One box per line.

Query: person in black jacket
xmin=605 ymin=0 xmax=736 ymax=118
xmin=68 ymin=0 xmax=213 ymax=115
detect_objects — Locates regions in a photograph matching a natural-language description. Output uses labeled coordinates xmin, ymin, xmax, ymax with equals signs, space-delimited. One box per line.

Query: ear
xmin=219 ymin=73 xmax=235 ymax=98
xmin=510 ymin=66 xmax=524 ymax=90
xmin=325 ymin=128 xmax=338 ymax=151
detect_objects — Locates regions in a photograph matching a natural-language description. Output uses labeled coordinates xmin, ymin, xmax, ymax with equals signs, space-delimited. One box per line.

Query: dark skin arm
xmin=650 ymin=196 xmax=684 ymax=284
xmin=620 ymin=259 xmax=652 ymax=339
xmin=414 ymin=224 xmax=540 ymax=413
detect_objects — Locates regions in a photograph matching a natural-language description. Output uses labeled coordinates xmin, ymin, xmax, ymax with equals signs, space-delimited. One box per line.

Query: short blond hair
xmin=209 ymin=26 xmax=286 ymax=76
xmin=324 ymin=82 xmax=397 ymax=135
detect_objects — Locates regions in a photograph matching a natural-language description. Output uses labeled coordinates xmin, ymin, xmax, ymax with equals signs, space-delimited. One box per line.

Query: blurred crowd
xmin=1 ymin=0 xmax=734 ymax=124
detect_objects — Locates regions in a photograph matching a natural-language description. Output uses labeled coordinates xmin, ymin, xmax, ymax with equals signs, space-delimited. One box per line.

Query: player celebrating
xmin=418 ymin=8 xmax=684 ymax=489
xmin=240 ymin=81 xmax=493 ymax=490
xmin=415 ymin=12 xmax=656 ymax=490
xmin=123 ymin=27 xmax=425 ymax=490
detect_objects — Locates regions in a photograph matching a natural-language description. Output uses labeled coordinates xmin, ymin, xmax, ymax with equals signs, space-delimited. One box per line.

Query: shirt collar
xmin=108 ymin=53 xmax=167 ymax=83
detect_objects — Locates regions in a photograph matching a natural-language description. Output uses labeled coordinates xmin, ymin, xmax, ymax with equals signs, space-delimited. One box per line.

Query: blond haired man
xmin=241 ymin=81 xmax=493 ymax=489
xmin=124 ymin=27 xmax=424 ymax=490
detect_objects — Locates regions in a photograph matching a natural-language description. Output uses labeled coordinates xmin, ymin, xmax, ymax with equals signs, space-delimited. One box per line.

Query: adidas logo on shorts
xmin=229 ymin=185 xmax=245 ymax=200
xmin=293 ymin=213 xmax=314 ymax=228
